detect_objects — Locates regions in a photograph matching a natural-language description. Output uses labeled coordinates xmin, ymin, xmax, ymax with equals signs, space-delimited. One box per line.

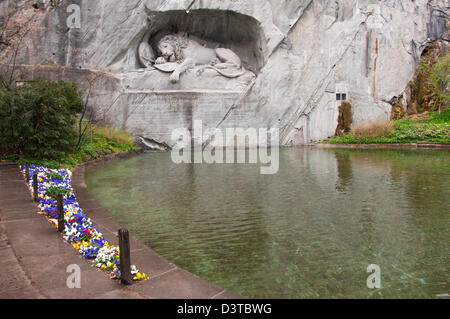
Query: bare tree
xmin=0 ymin=1 xmax=58 ymax=88
xmin=76 ymin=73 xmax=105 ymax=148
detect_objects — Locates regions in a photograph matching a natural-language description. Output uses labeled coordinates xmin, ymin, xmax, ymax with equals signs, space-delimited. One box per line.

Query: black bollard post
xmin=26 ymin=164 xmax=30 ymax=184
xmin=57 ymin=194 xmax=65 ymax=233
xmin=118 ymin=228 xmax=132 ymax=285
xmin=33 ymin=173 xmax=38 ymax=202
xmin=19 ymin=150 xmax=24 ymax=171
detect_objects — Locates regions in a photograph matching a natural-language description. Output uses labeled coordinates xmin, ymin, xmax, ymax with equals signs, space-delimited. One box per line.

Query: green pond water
xmin=85 ymin=148 xmax=449 ymax=298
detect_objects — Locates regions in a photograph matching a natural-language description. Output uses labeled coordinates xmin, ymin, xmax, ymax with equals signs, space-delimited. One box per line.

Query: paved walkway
xmin=0 ymin=163 xmax=241 ymax=299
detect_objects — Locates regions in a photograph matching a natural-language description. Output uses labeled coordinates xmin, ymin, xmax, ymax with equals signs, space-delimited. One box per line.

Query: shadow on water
xmin=85 ymin=148 xmax=449 ymax=298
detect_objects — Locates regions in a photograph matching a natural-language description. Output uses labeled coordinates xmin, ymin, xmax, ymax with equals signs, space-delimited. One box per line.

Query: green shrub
xmin=0 ymin=80 xmax=83 ymax=159
xmin=430 ymin=53 xmax=450 ymax=111
xmin=41 ymin=160 xmax=62 ymax=169
xmin=46 ymin=185 xmax=71 ymax=198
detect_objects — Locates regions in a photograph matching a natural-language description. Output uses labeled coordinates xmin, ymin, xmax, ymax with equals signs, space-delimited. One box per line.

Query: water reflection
xmin=85 ymin=148 xmax=449 ymax=298
xmin=335 ymin=152 xmax=353 ymax=192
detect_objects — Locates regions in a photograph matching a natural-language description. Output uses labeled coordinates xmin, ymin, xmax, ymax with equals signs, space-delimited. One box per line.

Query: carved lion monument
xmin=146 ymin=34 xmax=253 ymax=83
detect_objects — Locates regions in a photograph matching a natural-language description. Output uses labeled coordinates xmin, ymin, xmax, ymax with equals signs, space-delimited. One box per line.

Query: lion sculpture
xmin=144 ymin=34 xmax=252 ymax=84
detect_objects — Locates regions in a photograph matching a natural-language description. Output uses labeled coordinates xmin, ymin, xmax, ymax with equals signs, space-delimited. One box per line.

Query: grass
xmin=1 ymin=123 xmax=139 ymax=169
xmin=328 ymin=109 xmax=450 ymax=144
xmin=57 ymin=124 xmax=139 ymax=168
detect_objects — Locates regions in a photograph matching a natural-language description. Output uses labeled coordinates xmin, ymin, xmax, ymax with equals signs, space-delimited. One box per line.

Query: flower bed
xmin=23 ymin=165 xmax=147 ymax=281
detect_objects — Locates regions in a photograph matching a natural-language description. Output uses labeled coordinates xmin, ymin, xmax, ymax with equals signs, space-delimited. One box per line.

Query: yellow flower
xmin=133 ymin=273 xmax=146 ymax=281
xmin=101 ymin=265 xmax=106 ymax=270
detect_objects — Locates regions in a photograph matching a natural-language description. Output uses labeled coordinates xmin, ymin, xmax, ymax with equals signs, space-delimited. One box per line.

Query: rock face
xmin=1 ymin=0 xmax=449 ymax=146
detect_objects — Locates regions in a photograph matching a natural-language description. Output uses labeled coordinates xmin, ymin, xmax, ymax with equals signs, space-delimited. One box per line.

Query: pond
xmin=85 ymin=148 xmax=449 ymax=298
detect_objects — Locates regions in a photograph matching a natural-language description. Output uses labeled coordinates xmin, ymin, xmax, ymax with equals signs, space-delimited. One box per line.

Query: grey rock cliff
xmin=1 ymin=0 xmax=448 ymax=146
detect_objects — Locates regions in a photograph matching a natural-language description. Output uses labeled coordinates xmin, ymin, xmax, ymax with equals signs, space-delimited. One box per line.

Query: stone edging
xmin=71 ymin=153 xmax=243 ymax=299
xmin=314 ymin=143 xmax=450 ymax=150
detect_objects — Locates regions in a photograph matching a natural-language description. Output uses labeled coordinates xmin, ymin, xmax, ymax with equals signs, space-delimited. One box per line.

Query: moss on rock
xmin=406 ymin=41 xmax=448 ymax=115
xmin=391 ymin=103 xmax=406 ymax=121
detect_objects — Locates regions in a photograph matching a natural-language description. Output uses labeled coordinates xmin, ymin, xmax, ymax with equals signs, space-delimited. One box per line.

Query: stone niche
xmin=145 ymin=9 xmax=266 ymax=73
xmin=113 ymin=9 xmax=265 ymax=147
xmin=122 ymin=9 xmax=266 ymax=92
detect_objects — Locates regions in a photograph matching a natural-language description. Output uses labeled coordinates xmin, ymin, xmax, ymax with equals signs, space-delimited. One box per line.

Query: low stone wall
xmin=315 ymin=143 xmax=450 ymax=150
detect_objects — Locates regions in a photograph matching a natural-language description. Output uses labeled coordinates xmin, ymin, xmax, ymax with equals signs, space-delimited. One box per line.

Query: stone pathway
xmin=0 ymin=163 xmax=242 ymax=299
